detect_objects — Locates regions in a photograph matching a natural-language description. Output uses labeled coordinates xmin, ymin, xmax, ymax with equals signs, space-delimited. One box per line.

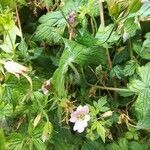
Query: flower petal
xmin=82 ymin=106 xmax=89 ymax=114
xmin=76 ymin=105 xmax=83 ymax=111
xmin=69 ymin=117 xmax=77 ymax=123
xmin=73 ymin=120 xmax=88 ymax=132
xmin=84 ymin=115 xmax=90 ymax=122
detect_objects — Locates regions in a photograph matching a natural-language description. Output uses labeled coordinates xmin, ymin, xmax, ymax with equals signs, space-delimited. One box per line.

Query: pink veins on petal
xmin=69 ymin=105 xmax=90 ymax=133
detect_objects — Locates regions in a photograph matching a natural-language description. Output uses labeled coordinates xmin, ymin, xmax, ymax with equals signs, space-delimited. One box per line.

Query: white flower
xmin=4 ymin=61 xmax=29 ymax=78
xmin=141 ymin=0 xmax=150 ymax=3
xmin=69 ymin=105 xmax=90 ymax=133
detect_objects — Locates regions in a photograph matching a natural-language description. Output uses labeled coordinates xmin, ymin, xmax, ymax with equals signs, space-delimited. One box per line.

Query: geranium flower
xmin=141 ymin=0 xmax=150 ymax=3
xmin=69 ymin=105 xmax=90 ymax=133
xmin=4 ymin=61 xmax=29 ymax=78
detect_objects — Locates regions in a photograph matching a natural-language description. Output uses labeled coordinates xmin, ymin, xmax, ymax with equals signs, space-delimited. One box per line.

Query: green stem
xmin=90 ymin=17 xmax=95 ymax=35
xmin=69 ymin=63 xmax=80 ymax=82
xmin=35 ymin=96 xmax=49 ymax=122
xmin=89 ymin=84 xmax=131 ymax=92
xmin=92 ymin=16 xmax=98 ymax=33
xmin=128 ymin=39 xmax=133 ymax=59
xmin=99 ymin=0 xmax=105 ymax=29
xmin=16 ymin=5 xmax=23 ymax=39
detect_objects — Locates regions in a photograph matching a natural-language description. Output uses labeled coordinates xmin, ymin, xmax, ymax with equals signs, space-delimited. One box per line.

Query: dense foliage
xmin=0 ymin=0 xmax=150 ymax=149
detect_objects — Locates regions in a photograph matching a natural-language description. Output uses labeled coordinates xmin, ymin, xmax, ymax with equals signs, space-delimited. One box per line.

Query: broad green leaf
xmin=116 ymin=138 xmax=129 ymax=150
xmin=79 ymin=0 xmax=99 ymax=18
xmin=0 ymin=10 xmax=21 ymax=53
xmin=52 ymin=39 xmax=107 ymax=97
xmin=96 ymin=24 xmax=120 ymax=46
xmin=42 ymin=121 xmax=53 ymax=142
xmin=0 ymin=128 xmax=6 ymax=150
xmin=128 ymin=63 xmax=150 ymax=127
xmin=123 ymin=60 xmax=138 ymax=76
xmin=129 ymin=141 xmax=149 ymax=150
xmin=96 ymin=122 xmax=105 ymax=143
xmin=112 ymin=48 xmax=129 ymax=65
xmin=138 ymin=3 xmax=150 ymax=19
xmin=106 ymin=138 xmax=129 ymax=150
xmin=0 ymin=0 xmax=15 ymax=8
xmin=133 ymin=33 xmax=150 ymax=60
xmin=53 ymin=128 xmax=81 ymax=149
xmin=76 ymin=31 xmax=99 ymax=46
xmin=32 ymin=138 xmax=46 ymax=150
xmin=81 ymin=139 xmax=104 ymax=150
xmin=128 ymin=0 xmax=141 ymax=14
xmin=137 ymin=117 xmax=150 ymax=130
xmin=34 ymin=23 xmax=64 ymax=44
xmin=42 ymin=0 xmax=53 ymax=7
xmin=34 ymin=0 xmax=85 ymax=44
xmin=6 ymin=133 xmax=25 ymax=150
xmin=123 ymin=18 xmax=139 ymax=38
xmin=106 ymin=0 xmax=120 ymax=18
xmin=110 ymin=65 xmax=124 ymax=79
xmin=34 ymin=11 xmax=66 ymax=44
xmin=18 ymin=39 xmax=29 ymax=58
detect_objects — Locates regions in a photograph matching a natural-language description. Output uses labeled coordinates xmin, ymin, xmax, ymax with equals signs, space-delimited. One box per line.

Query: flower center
xmin=77 ymin=114 xmax=85 ymax=120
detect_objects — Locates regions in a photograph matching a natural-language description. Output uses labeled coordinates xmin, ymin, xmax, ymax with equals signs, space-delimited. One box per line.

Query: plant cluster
xmin=0 ymin=0 xmax=150 ymax=149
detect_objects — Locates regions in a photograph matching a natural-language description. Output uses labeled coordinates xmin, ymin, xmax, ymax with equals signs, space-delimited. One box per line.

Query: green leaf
xmin=0 ymin=0 xmax=15 ymax=8
xmin=137 ymin=117 xmax=150 ymax=130
xmin=53 ymin=128 xmax=81 ymax=150
xmin=0 ymin=128 xmax=6 ymax=150
xmin=133 ymin=33 xmax=150 ymax=60
xmin=128 ymin=63 xmax=150 ymax=127
xmin=129 ymin=141 xmax=149 ymax=150
xmin=52 ymin=39 xmax=107 ymax=97
xmin=6 ymin=133 xmax=25 ymax=150
xmin=81 ymin=139 xmax=104 ymax=150
xmin=123 ymin=60 xmax=138 ymax=76
xmin=113 ymin=48 xmax=129 ymax=65
xmin=96 ymin=24 xmax=120 ymax=45
xmin=128 ymin=0 xmax=141 ymax=14
xmin=32 ymin=138 xmax=46 ymax=150
xmin=81 ymin=0 xmax=99 ymax=17
xmin=34 ymin=11 xmax=66 ymax=44
xmin=106 ymin=138 xmax=129 ymax=150
xmin=110 ymin=65 xmax=124 ymax=79
xmin=42 ymin=121 xmax=53 ymax=142
xmin=18 ymin=39 xmax=29 ymax=58
xmin=123 ymin=18 xmax=139 ymax=38
xmin=96 ymin=122 xmax=105 ymax=143
xmin=76 ymin=31 xmax=99 ymax=46
xmin=137 ymin=3 xmax=150 ymax=18
xmin=42 ymin=0 xmax=53 ymax=7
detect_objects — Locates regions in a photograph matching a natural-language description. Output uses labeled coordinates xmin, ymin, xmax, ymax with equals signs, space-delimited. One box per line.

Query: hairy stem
xmin=69 ymin=63 xmax=80 ymax=82
xmin=99 ymin=0 xmax=118 ymax=99
xmin=99 ymin=0 xmax=105 ymax=29
xmin=16 ymin=5 xmax=23 ymax=39
xmin=128 ymin=39 xmax=133 ymax=59
xmin=88 ymin=84 xmax=131 ymax=92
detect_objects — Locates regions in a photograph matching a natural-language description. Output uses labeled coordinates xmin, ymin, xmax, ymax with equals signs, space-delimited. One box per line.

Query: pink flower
xmin=141 ymin=0 xmax=150 ymax=3
xmin=4 ymin=61 xmax=29 ymax=78
xmin=69 ymin=105 xmax=90 ymax=133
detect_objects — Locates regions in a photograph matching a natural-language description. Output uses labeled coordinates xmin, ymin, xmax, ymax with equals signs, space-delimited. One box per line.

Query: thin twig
xmin=99 ymin=0 xmax=105 ymax=29
xmin=88 ymin=84 xmax=131 ymax=92
xmin=16 ymin=5 xmax=23 ymax=39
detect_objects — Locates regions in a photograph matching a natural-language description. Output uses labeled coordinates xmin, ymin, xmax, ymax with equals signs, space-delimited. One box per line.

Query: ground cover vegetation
xmin=0 ymin=0 xmax=150 ymax=149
